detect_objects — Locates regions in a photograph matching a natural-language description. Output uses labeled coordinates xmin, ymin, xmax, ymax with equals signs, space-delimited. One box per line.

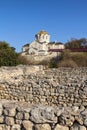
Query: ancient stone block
xmin=24 ymin=112 xmax=29 ymax=120
xmin=35 ymin=124 xmax=51 ymax=130
xmin=16 ymin=112 xmax=23 ymax=120
xmin=0 ymin=116 xmax=4 ymax=123
xmin=30 ymin=106 xmax=57 ymax=123
xmin=15 ymin=119 xmax=22 ymax=125
xmin=0 ymin=125 xmax=10 ymax=130
xmin=0 ymin=103 xmax=3 ymax=116
xmin=4 ymin=107 xmax=16 ymax=117
xmin=54 ymin=124 xmax=69 ymax=130
xmin=70 ymin=124 xmax=86 ymax=130
xmin=5 ymin=117 xmax=14 ymax=126
xmin=22 ymin=120 xmax=33 ymax=130
xmin=11 ymin=124 xmax=21 ymax=130
xmin=83 ymin=118 xmax=87 ymax=126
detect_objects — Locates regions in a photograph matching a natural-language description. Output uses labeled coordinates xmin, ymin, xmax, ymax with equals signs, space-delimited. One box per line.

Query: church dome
xmin=37 ymin=30 xmax=48 ymax=35
xmin=35 ymin=30 xmax=50 ymax=43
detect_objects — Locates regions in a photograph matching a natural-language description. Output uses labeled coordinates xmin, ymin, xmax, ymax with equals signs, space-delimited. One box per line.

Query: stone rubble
xmin=0 ymin=65 xmax=87 ymax=129
xmin=0 ymin=102 xmax=86 ymax=130
xmin=0 ymin=66 xmax=87 ymax=107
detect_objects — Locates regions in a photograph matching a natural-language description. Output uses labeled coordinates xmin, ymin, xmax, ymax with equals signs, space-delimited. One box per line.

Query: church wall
xmin=53 ymin=44 xmax=65 ymax=49
xmin=21 ymin=30 xmax=65 ymax=56
xmin=37 ymin=34 xmax=50 ymax=43
xmin=48 ymin=44 xmax=65 ymax=50
xmin=22 ymin=46 xmax=29 ymax=52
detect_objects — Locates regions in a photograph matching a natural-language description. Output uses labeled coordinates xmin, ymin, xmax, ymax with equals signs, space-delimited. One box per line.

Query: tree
xmin=65 ymin=38 xmax=87 ymax=49
xmin=79 ymin=38 xmax=87 ymax=48
xmin=0 ymin=41 xmax=20 ymax=66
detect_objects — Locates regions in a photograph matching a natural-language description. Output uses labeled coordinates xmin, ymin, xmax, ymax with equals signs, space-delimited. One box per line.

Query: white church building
xmin=22 ymin=30 xmax=65 ymax=56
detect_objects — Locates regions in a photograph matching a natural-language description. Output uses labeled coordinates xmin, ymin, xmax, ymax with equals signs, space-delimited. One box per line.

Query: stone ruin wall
xmin=0 ymin=101 xmax=87 ymax=130
xmin=0 ymin=65 xmax=87 ymax=106
xmin=24 ymin=52 xmax=60 ymax=63
xmin=0 ymin=65 xmax=87 ymax=130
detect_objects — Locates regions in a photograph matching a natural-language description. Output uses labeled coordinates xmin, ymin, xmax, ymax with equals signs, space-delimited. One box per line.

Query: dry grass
xmin=57 ymin=51 xmax=87 ymax=67
xmin=58 ymin=59 xmax=78 ymax=67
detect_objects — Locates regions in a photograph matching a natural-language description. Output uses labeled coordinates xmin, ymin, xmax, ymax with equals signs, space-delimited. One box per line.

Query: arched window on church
xmin=46 ymin=36 xmax=48 ymax=39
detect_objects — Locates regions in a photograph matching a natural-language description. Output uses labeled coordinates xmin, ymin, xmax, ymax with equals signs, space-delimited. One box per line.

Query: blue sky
xmin=0 ymin=0 xmax=87 ymax=52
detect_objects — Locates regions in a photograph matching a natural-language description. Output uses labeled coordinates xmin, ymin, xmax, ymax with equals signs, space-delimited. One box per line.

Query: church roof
xmin=37 ymin=30 xmax=48 ymax=35
xmin=48 ymin=42 xmax=63 ymax=45
xmin=23 ymin=43 xmax=29 ymax=47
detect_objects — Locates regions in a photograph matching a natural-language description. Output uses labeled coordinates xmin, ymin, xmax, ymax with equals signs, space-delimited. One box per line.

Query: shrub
xmin=17 ymin=55 xmax=31 ymax=65
xmin=0 ymin=42 xmax=19 ymax=66
xmin=37 ymin=60 xmax=49 ymax=66
xmin=0 ymin=41 xmax=31 ymax=66
xmin=59 ymin=50 xmax=87 ymax=67
xmin=48 ymin=58 xmax=58 ymax=68
xmin=71 ymin=52 xmax=87 ymax=67
xmin=61 ymin=50 xmax=71 ymax=60
xmin=57 ymin=59 xmax=78 ymax=67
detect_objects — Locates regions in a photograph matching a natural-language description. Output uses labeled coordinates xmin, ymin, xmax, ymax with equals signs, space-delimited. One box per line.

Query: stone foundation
xmin=0 ymin=66 xmax=87 ymax=107
xmin=0 ymin=101 xmax=87 ymax=130
xmin=0 ymin=65 xmax=87 ymax=129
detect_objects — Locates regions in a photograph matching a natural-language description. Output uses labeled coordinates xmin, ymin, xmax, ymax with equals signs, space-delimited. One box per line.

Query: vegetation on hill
xmin=0 ymin=38 xmax=87 ymax=67
xmin=65 ymin=38 xmax=87 ymax=48
xmin=48 ymin=38 xmax=87 ymax=68
xmin=58 ymin=50 xmax=87 ymax=67
xmin=48 ymin=50 xmax=87 ymax=68
xmin=0 ymin=41 xmax=29 ymax=66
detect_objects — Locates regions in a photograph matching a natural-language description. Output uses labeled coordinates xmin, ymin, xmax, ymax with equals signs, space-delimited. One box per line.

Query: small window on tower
xmin=46 ymin=36 xmax=48 ymax=39
xmin=43 ymin=35 xmax=44 ymax=39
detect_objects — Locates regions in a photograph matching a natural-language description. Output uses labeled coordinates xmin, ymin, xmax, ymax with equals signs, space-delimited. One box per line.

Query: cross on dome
xmin=37 ymin=30 xmax=48 ymax=35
